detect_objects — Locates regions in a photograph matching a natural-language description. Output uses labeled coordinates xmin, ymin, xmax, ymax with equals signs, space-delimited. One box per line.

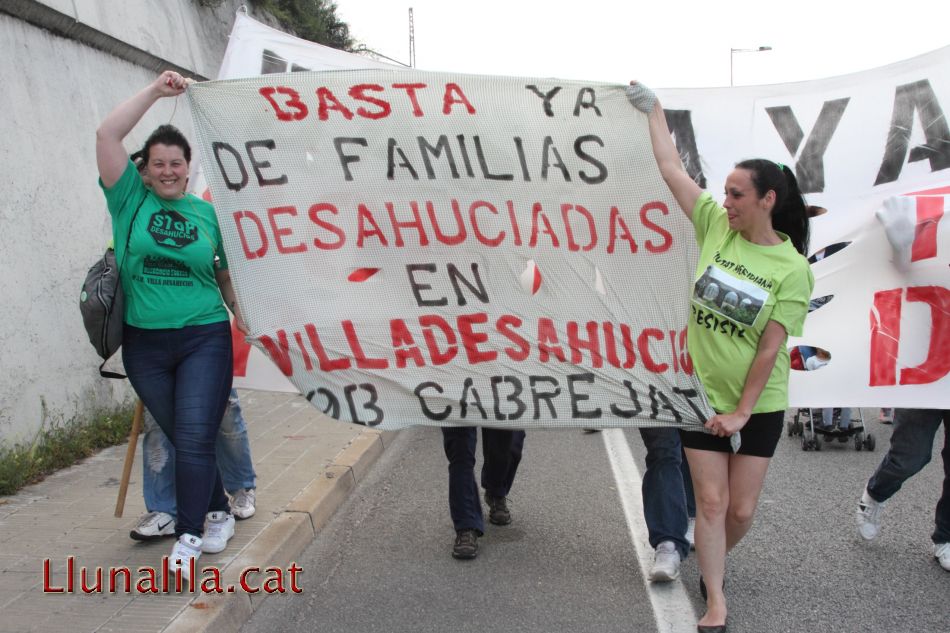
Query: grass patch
xmin=0 ymin=406 xmax=134 ymax=496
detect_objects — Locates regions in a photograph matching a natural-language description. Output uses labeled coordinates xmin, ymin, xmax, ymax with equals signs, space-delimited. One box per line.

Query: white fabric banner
xmin=656 ymin=50 xmax=950 ymax=408
xmin=203 ymin=13 xmax=949 ymax=419
xmin=188 ymin=69 xmax=710 ymax=430
xmin=193 ymin=12 xmax=398 ymax=395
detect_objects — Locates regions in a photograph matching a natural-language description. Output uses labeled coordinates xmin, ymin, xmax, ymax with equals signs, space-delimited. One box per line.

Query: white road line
xmin=602 ymin=429 xmax=697 ymax=633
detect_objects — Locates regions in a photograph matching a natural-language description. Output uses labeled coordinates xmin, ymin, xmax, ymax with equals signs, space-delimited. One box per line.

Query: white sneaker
xmin=686 ymin=517 xmax=696 ymax=550
xmin=169 ymin=534 xmax=202 ymax=581
xmin=649 ymin=540 xmax=681 ymax=582
xmin=935 ymin=543 xmax=950 ymax=571
xmin=856 ymin=488 xmax=886 ymax=540
xmin=231 ymin=488 xmax=256 ymax=520
xmin=201 ymin=511 xmax=235 ymax=553
xmin=130 ymin=511 xmax=176 ymax=541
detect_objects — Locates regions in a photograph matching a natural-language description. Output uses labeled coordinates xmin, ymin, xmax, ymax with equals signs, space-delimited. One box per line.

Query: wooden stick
xmin=114 ymin=399 xmax=145 ymax=518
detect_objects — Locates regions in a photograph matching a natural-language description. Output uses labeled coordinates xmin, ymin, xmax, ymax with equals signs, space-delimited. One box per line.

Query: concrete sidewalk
xmin=0 ymin=390 xmax=393 ymax=633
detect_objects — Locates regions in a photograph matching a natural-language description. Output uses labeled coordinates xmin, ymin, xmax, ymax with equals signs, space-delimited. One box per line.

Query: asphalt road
xmin=242 ymin=411 xmax=948 ymax=633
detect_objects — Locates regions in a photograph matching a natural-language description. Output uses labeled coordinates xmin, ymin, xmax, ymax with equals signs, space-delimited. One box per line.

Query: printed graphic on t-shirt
xmin=141 ymin=255 xmax=195 ymax=287
xmin=148 ymin=209 xmax=199 ymax=248
xmin=693 ymin=264 xmax=768 ymax=327
xmin=143 ymin=255 xmax=190 ymax=278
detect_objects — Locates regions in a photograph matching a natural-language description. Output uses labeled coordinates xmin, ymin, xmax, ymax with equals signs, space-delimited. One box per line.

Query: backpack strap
xmin=117 ymin=192 xmax=147 ymax=269
xmin=99 ymin=360 xmax=127 ymax=380
xmin=100 ymin=193 xmax=147 ymax=379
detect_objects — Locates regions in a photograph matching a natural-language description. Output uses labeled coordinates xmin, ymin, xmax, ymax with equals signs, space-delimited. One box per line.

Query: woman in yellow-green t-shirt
xmin=629 ymin=83 xmax=813 ymax=633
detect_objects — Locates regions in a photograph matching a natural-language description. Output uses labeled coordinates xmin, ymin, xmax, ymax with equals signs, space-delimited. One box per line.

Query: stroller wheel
xmin=864 ymin=434 xmax=876 ymax=451
xmin=854 ymin=434 xmax=863 ymax=451
xmin=813 ymin=437 xmax=822 ymax=451
xmin=801 ymin=435 xmax=810 ymax=451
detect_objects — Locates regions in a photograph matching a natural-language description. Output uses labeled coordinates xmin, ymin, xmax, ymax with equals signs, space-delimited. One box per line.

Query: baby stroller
xmin=787 ymin=408 xmax=875 ymax=451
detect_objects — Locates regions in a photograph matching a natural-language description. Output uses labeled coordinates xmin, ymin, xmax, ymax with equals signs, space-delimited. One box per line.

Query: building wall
xmin=0 ymin=0 xmax=267 ymax=444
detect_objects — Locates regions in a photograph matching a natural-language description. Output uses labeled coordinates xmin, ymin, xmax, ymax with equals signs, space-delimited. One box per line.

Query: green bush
xmin=0 ymin=406 xmax=134 ymax=496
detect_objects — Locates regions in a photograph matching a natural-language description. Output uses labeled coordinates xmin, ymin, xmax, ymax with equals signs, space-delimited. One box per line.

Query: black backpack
xmin=79 ymin=196 xmax=145 ymax=378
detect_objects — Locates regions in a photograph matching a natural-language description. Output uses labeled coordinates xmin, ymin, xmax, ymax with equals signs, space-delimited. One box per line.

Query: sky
xmin=332 ymin=0 xmax=950 ymax=87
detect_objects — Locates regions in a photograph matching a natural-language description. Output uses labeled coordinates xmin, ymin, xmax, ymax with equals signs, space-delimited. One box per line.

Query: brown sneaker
xmin=484 ymin=493 xmax=512 ymax=525
xmin=452 ymin=529 xmax=479 ymax=559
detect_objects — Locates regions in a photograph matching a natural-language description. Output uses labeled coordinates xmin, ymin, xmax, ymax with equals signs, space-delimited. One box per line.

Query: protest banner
xmin=187 ymin=70 xmax=709 ymax=430
xmin=191 ymin=11 xmax=398 ymax=395
xmin=657 ymin=49 xmax=950 ymax=408
xmin=199 ymin=13 xmax=949 ymax=421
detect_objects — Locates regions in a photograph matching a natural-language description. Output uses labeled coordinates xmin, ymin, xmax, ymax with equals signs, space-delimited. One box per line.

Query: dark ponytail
xmin=735 ymin=159 xmax=810 ymax=255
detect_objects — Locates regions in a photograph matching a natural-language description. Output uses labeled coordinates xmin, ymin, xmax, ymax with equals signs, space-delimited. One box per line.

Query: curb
xmin=162 ymin=428 xmax=395 ymax=633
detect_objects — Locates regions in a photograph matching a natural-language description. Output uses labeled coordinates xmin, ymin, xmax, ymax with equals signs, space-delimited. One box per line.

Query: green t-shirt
xmin=99 ymin=160 xmax=229 ymax=329
xmin=687 ymin=192 xmax=814 ymax=413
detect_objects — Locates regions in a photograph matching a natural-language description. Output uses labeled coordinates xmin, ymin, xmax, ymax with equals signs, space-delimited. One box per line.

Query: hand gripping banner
xmin=187 ymin=71 xmax=711 ymax=430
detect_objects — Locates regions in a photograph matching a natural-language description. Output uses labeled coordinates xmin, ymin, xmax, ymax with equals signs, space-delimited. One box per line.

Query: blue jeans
xmin=441 ymin=427 xmax=526 ymax=534
xmin=640 ymin=427 xmax=695 ymax=560
xmin=142 ymin=388 xmax=256 ymax=517
xmin=866 ymin=409 xmax=950 ymax=544
xmin=123 ymin=321 xmax=233 ymax=539
xmin=822 ymin=407 xmax=852 ymax=429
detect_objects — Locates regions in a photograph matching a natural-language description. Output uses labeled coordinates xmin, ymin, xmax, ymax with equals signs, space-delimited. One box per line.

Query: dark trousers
xmin=441 ymin=427 xmax=526 ymax=534
xmin=640 ymin=427 xmax=695 ymax=559
xmin=866 ymin=409 xmax=950 ymax=544
xmin=123 ymin=321 xmax=233 ymax=539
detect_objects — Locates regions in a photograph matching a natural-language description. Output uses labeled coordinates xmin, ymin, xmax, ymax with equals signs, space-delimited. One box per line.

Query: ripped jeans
xmin=141 ymin=388 xmax=256 ymax=518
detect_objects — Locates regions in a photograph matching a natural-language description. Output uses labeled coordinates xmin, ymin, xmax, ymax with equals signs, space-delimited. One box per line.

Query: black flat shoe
xmin=697 ymin=625 xmax=727 ymax=633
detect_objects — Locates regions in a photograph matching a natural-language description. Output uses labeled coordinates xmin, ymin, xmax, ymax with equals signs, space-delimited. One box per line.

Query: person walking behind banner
xmin=629 ymin=83 xmax=814 ymax=632
xmin=585 ymin=428 xmax=696 ymax=573
xmin=641 ymin=428 xmax=696 ymax=581
xmin=97 ymin=70 xmax=249 ymax=579
xmin=856 ymin=409 xmax=950 ymax=571
xmin=131 ymin=389 xmax=258 ymax=540
xmin=442 ymin=428 xmax=526 ymax=559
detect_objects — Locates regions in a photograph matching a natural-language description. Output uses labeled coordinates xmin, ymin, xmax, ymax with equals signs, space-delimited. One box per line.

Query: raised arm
xmin=96 ymin=71 xmax=188 ymax=188
xmin=628 ymin=83 xmax=703 ymax=220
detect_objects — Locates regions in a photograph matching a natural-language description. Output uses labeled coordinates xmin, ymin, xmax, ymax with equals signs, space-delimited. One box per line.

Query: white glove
xmin=626 ymin=82 xmax=657 ymax=114
xmin=875 ymin=196 xmax=917 ymax=269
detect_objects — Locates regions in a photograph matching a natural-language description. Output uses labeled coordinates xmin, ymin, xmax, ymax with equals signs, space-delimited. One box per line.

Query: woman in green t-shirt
xmin=629 ymin=83 xmax=813 ymax=632
xmin=97 ymin=71 xmax=249 ymax=581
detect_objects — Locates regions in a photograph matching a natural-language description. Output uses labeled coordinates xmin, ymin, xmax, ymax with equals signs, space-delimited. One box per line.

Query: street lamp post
xmin=730 ymin=46 xmax=772 ymax=86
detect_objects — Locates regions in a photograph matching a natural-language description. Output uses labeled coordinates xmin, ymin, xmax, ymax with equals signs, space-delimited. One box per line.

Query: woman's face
xmin=146 ymin=143 xmax=189 ymax=200
xmin=722 ymin=168 xmax=774 ymax=234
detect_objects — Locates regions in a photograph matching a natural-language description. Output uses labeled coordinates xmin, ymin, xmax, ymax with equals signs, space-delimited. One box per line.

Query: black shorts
xmin=679 ymin=410 xmax=785 ymax=458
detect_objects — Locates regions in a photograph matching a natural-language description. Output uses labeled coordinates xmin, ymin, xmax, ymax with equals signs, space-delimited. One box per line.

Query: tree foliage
xmin=249 ymin=0 xmax=353 ymax=50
